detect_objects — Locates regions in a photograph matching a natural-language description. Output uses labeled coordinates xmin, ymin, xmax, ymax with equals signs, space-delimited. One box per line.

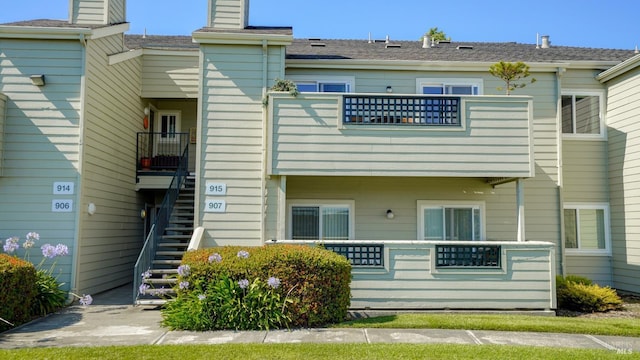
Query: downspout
xmin=68 ymin=33 xmax=87 ymax=304
xmin=555 ymin=66 xmax=567 ymax=277
xmin=516 ymin=178 xmax=525 ymax=242
xmin=260 ymin=39 xmax=268 ymax=244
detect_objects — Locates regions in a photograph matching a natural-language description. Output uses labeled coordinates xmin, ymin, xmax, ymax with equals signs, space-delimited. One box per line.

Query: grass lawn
xmin=337 ymin=313 xmax=640 ymax=337
xmin=0 ymin=344 xmax=634 ymax=360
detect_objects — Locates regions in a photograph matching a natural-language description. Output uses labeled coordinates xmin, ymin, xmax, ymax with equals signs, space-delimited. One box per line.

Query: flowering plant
xmin=2 ymin=232 xmax=92 ymax=321
xmin=162 ymin=250 xmax=292 ymax=331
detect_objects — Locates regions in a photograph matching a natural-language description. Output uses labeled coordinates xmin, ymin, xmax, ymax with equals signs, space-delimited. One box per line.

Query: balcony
xmin=136 ymin=132 xmax=189 ymax=190
xmin=267 ymin=93 xmax=534 ymax=179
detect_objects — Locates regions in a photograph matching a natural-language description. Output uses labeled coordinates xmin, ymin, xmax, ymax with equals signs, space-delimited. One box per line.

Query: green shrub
xmin=31 ymin=269 xmax=67 ymax=317
xmin=556 ymin=275 xmax=623 ymax=313
xmin=164 ymin=244 xmax=351 ymax=329
xmin=0 ymin=254 xmax=37 ymax=331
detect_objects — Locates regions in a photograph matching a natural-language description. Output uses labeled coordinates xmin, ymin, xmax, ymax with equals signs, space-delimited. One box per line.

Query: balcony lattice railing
xmin=343 ymin=95 xmax=461 ymax=125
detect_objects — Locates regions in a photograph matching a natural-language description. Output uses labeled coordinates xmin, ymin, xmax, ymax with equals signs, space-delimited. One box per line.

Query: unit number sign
xmin=205 ymin=182 xmax=226 ymax=195
xmin=204 ymin=198 xmax=226 ymax=213
xmin=52 ymin=199 xmax=73 ymax=212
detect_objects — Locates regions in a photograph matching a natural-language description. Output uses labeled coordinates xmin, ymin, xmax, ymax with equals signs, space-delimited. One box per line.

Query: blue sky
xmin=2 ymin=0 xmax=639 ymax=50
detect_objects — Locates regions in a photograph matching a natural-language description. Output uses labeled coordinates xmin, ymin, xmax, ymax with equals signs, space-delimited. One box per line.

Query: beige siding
xmin=562 ymin=140 xmax=609 ymax=202
xmin=0 ymin=93 xmax=6 ymax=176
xmin=76 ymin=34 xmax=145 ymax=294
xmin=71 ymin=0 xmax=106 ymax=25
xmin=208 ymin=0 xmax=249 ymax=29
xmin=199 ymin=44 xmax=285 ymax=246
xmin=565 ymin=255 xmax=613 ymax=286
xmin=282 ymin=176 xmax=518 ymax=242
xmin=108 ymin=0 xmax=126 ymax=24
xmin=141 ymin=53 xmax=199 ymax=99
xmin=269 ymin=94 xmax=533 ymax=178
xmin=0 ymin=38 xmax=84 ymax=288
xmin=278 ymin=240 xmax=556 ymax=310
xmin=605 ymin=65 xmax=640 ymax=293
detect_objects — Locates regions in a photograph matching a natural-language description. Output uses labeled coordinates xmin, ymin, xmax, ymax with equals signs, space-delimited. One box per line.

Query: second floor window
xmin=417 ymin=79 xmax=482 ymax=96
xmin=289 ymin=76 xmax=354 ymax=93
xmin=561 ymin=92 xmax=603 ymax=137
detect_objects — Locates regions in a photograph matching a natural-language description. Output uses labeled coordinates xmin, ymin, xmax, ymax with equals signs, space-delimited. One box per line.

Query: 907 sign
xmin=204 ymin=199 xmax=226 ymax=213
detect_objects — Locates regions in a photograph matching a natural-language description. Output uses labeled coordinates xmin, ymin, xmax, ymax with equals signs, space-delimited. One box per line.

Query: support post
xmin=516 ymin=178 xmax=525 ymax=242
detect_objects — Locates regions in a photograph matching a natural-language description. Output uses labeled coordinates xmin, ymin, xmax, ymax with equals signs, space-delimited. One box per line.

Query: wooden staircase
xmin=136 ymin=175 xmax=195 ymax=305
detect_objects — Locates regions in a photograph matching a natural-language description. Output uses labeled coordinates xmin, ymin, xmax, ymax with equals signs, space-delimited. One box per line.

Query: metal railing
xmin=133 ymin=145 xmax=189 ymax=303
xmin=136 ymin=132 xmax=190 ymax=171
xmin=343 ymin=95 xmax=461 ymax=125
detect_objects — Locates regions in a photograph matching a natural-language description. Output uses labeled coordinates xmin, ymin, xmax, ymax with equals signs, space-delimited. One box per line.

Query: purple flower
xmin=238 ymin=279 xmax=249 ymax=289
xmin=208 ymin=253 xmax=222 ymax=263
xmin=41 ymin=244 xmax=57 ymax=258
xmin=3 ymin=237 xmax=19 ymax=254
xmin=55 ymin=244 xmax=69 ymax=256
xmin=267 ymin=277 xmax=281 ymax=289
xmin=156 ymin=287 xmax=169 ymax=296
xmin=142 ymin=270 xmax=152 ymax=279
xmin=177 ymin=264 xmax=190 ymax=277
xmin=179 ymin=281 xmax=189 ymax=290
xmin=79 ymin=294 xmax=93 ymax=306
xmin=138 ymin=283 xmax=150 ymax=295
xmin=237 ymin=250 xmax=250 ymax=259
xmin=23 ymin=232 xmax=39 ymax=249
xmin=197 ymin=294 xmax=206 ymax=301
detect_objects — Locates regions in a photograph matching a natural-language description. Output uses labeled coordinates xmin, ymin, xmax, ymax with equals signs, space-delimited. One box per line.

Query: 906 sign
xmin=52 ymin=199 xmax=73 ymax=212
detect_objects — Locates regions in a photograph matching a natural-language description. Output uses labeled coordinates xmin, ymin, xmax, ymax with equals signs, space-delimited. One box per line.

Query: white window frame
xmin=287 ymin=200 xmax=355 ymax=240
xmin=417 ymin=200 xmax=486 ymax=241
xmin=561 ymin=90 xmax=606 ymax=140
xmin=416 ymin=78 xmax=483 ymax=95
xmin=155 ymin=110 xmax=181 ymax=142
xmin=288 ymin=75 xmax=355 ymax=93
xmin=564 ymin=203 xmax=611 ymax=256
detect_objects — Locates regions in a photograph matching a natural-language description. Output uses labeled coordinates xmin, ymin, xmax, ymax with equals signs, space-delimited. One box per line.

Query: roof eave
xmin=0 ymin=22 xmax=129 ymax=40
xmin=192 ymin=30 xmax=292 ymax=46
xmin=597 ymin=53 xmax=640 ymax=82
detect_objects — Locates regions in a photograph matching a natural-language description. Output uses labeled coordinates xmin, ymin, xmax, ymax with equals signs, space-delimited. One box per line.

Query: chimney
xmin=208 ymin=0 xmax=250 ymax=29
xmin=69 ymin=0 xmax=126 ymax=25
xmin=422 ymin=36 xmax=431 ymax=48
xmin=541 ymin=35 xmax=551 ymax=49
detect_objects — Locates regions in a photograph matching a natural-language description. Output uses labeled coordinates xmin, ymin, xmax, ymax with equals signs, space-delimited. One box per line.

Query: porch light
xmin=30 ymin=74 xmax=45 ymax=86
xmin=386 ymin=86 xmax=393 ymax=93
xmin=87 ymin=203 xmax=96 ymax=215
xmin=386 ymin=209 xmax=395 ymax=219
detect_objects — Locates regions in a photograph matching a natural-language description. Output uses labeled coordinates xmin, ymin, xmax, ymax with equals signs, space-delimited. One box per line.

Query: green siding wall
xmin=0 ymin=38 xmax=84 ymax=290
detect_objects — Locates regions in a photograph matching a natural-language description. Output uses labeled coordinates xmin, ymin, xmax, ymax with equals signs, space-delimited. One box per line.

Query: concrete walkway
xmin=0 ymin=284 xmax=638 ymax=352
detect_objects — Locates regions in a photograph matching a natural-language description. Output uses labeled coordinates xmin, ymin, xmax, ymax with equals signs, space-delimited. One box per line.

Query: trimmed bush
xmin=556 ymin=275 xmax=623 ymax=313
xmin=162 ymin=244 xmax=351 ymax=329
xmin=0 ymin=254 xmax=37 ymax=331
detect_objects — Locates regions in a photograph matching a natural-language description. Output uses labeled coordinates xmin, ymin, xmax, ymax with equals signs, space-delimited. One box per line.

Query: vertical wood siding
xmin=76 ymin=34 xmax=145 ymax=294
xmin=605 ymin=66 xmax=640 ymax=293
xmin=199 ymin=44 xmax=284 ymax=246
xmin=0 ymin=38 xmax=84 ymax=289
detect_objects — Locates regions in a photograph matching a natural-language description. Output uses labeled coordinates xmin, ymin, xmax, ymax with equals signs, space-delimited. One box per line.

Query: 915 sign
xmin=205 ymin=182 xmax=226 ymax=195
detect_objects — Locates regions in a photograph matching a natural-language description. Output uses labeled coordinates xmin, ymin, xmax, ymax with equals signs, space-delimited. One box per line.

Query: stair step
xmin=165 ymin=226 xmax=194 ymax=231
xmin=162 ymin=235 xmax=191 ymax=241
xmin=141 ymin=288 xmax=176 ymax=296
xmin=156 ymin=251 xmax=186 ymax=257
xmin=149 ymin=269 xmax=178 ymax=275
xmin=153 ymin=259 xmax=182 ymax=265
xmin=136 ymin=299 xmax=169 ymax=306
xmin=145 ymin=277 xmax=177 ymax=285
xmin=158 ymin=242 xmax=189 ymax=248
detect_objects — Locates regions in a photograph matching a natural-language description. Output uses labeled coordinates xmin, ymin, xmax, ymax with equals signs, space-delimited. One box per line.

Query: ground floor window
xmin=288 ymin=201 xmax=354 ymax=240
xmin=418 ymin=201 xmax=484 ymax=240
xmin=564 ymin=203 xmax=610 ymax=254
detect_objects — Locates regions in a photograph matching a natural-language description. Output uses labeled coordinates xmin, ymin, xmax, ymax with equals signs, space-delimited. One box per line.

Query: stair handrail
xmin=133 ymin=144 xmax=189 ymax=303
